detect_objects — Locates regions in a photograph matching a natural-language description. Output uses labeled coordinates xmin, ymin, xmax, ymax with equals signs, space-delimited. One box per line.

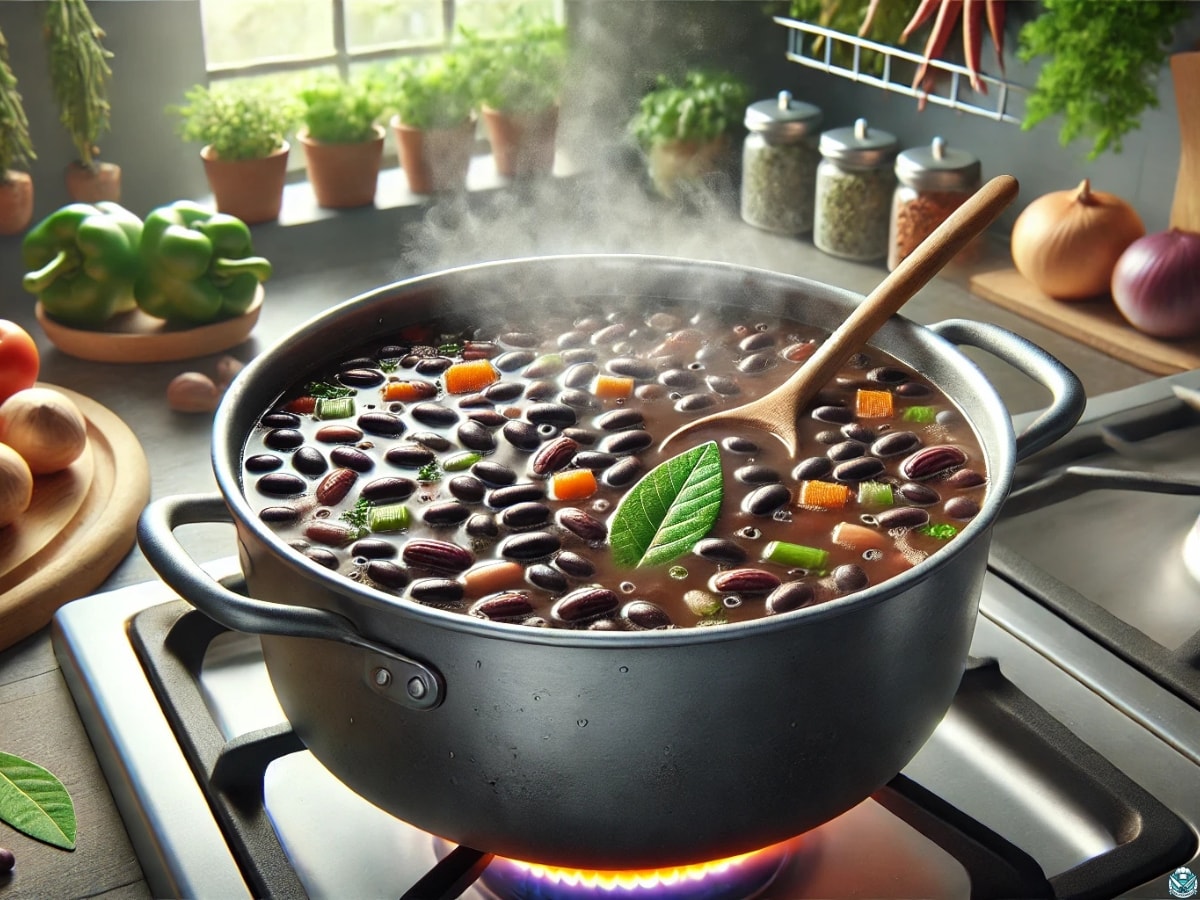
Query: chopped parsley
xmin=306 ymin=380 xmax=354 ymax=400
xmin=340 ymin=498 xmax=374 ymax=538
xmin=417 ymin=461 xmax=442 ymax=482
xmin=919 ymin=523 xmax=959 ymax=540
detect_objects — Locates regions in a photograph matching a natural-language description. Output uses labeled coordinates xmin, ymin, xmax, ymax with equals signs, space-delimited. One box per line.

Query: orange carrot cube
xmin=593 ymin=375 xmax=634 ymax=400
xmin=856 ymin=389 xmax=894 ymax=418
xmin=444 ymin=360 xmax=499 ymax=395
xmin=799 ymin=480 xmax=851 ymax=509
xmin=551 ymin=468 xmax=598 ymax=501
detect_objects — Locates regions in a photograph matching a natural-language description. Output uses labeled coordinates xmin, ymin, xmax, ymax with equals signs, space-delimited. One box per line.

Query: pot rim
xmin=214 ymin=253 xmax=1016 ymax=646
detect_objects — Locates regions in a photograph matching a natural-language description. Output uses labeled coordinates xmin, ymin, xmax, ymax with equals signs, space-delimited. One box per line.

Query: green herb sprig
xmin=417 ymin=461 xmax=442 ymax=482
xmin=306 ymin=380 xmax=354 ymax=400
xmin=0 ymin=27 xmax=35 ymax=175
xmin=340 ymin=497 xmax=373 ymax=538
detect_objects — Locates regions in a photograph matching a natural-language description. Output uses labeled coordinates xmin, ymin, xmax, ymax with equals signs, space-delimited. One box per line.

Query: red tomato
xmin=0 ymin=321 xmax=40 ymax=403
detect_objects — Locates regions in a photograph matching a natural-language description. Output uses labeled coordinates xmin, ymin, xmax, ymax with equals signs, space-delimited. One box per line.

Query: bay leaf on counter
xmin=0 ymin=750 xmax=77 ymax=850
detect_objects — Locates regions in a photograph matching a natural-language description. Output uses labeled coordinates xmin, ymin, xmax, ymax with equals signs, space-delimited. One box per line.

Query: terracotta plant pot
xmin=65 ymin=160 xmax=122 ymax=203
xmin=0 ymin=171 xmax=34 ymax=236
xmin=647 ymin=136 xmax=731 ymax=200
xmin=391 ymin=115 xmax=476 ymax=195
xmin=481 ymin=105 xmax=558 ymax=178
xmin=201 ymin=142 xmax=290 ymax=225
xmin=299 ymin=126 xmax=385 ymax=209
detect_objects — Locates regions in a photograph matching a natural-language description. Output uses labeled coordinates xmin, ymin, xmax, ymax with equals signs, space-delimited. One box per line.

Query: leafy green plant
xmin=170 ymin=83 xmax=296 ymax=161
xmin=298 ymin=74 xmax=384 ymax=143
xmin=0 ymin=28 xmax=35 ymax=177
xmin=1018 ymin=0 xmax=1189 ymax=159
xmin=788 ymin=0 xmax=922 ymax=76
xmin=388 ymin=50 xmax=477 ymax=130
xmin=629 ymin=70 xmax=751 ymax=150
xmin=44 ymin=0 xmax=113 ymax=169
xmin=462 ymin=14 xmax=567 ymax=114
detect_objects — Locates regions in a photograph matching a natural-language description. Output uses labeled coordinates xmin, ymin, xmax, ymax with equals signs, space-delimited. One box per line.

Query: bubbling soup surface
xmin=240 ymin=298 xmax=987 ymax=629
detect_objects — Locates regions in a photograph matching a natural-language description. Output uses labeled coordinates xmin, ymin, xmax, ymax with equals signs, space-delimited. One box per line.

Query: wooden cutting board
xmin=969 ymin=268 xmax=1200 ymax=375
xmin=0 ymin=384 xmax=150 ymax=651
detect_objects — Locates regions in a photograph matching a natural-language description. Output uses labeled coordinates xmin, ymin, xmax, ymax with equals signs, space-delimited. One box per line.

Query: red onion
xmin=1111 ymin=229 xmax=1200 ymax=339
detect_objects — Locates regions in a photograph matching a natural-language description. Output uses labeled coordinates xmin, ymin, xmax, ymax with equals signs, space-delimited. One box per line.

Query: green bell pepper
xmin=21 ymin=202 xmax=144 ymax=329
xmin=135 ymin=201 xmax=272 ymax=325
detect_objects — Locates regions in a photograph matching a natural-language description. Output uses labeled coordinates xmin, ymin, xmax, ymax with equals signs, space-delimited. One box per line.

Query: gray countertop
xmin=0 ymin=176 xmax=1160 ymax=898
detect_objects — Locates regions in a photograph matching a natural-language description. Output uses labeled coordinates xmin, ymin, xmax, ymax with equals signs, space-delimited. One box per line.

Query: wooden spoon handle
xmin=782 ymin=173 xmax=1019 ymax=406
xmin=1170 ymin=52 xmax=1200 ymax=232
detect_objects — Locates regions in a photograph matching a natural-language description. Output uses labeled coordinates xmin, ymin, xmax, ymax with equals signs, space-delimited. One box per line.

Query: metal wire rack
xmin=774 ymin=16 xmax=1027 ymax=125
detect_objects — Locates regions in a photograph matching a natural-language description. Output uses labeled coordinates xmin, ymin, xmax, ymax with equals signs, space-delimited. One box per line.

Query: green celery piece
xmin=902 ymin=406 xmax=936 ymax=424
xmin=857 ymin=481 xmax=894 ymax=507
xmin=442 ymin=451 xmax=481 ymax=472
xmin=763 ymin=540 xmax=829 ymax=572
xmin=368 ymin=503 xmax=410 ymax=532
xmin=315 ymin=397 xmax=355 ymax=420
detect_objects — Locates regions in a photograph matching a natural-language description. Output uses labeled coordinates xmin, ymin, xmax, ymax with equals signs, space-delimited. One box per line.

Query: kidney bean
xmin=470 ymin=591 xmax=535 ymax=620
xmin=556 ymin=507 xmax=608 ymax=542
xmin=305 ymin=548 xmax=340 ymax=569
xmin=901 ymin=445 xmax=968 ymax=481
xmin=603 ymin=457 xmax=642 ymax=487
xmin=339 ymin=368 xmax=386 ymax=387
xmin=409 ymin=578 xmax=465 ymax=605
xmin=366 ymin=560 xmax=410 ymax=590
xmin=833 ymin=457 xmax=886 ymax=482
xmin=872 ymin=431 xmax=922 ymax=458
xmin=403 ymin=539 xmax=474 ymax=573
xmin=449 ymin=475 xmax=486 ymax=503
xmin=457 ymin=421 xmax=497 ymax=452
xmin=532 ymin=436 xmax=579 ymax=475
xmin=409 ymin=431 xmax=451 ymax=451
xmin=833 ymin=564 xmax=870 ymax=592
xmin=411 ymin=403 xmax=459 ymax=427
xmin=622 ymin=600 xmax=673 ymax=630
xmin=554 ymin=551 xmax=596 ymax=578
xmin=693 ymin=538 xmax=748 ymax=564
xmin=500 ymin=502 xmax=551 ymax=529
xmin=305 ymin=521 xmax=356 ymax=546
xmin=360 ymin=476 xmax=416 ymax=503
xmin=599 ymin=430 xmax=653 ymax=455
xmin=793 ymin=456 xmax=832 ymax=480
xmin=944 ymin=497 xmax=981 ymax=519
xmin=944 ymin=468 xmax=985 ymax=488
xmin=562 ymin=362 xmax=600 ymax=389
xmin=500 ymin=531 xmax=561 ymax=560
xmin=735 ymin=464 xmax=780 ymax=485
xmin=264 ymin=428 xmax=305 ymax=450
xmin=466 ymin=410 xmax=506 ymax=428
xmin=316 ymin=468 xmax=357 ymax=506
xmin=552 ymin=587 xmax=620 ymax=623
xmin=352 ymin=538 xmax=398 ymax=559
xmin=466 ymin=513 xmax=499 ymax=538
xmin=246 ymin=453 xmax=283 ymax=473
xmin=827 ymin=440 xmax=866 ymax=461
xmin=292 ymin=447 xmax=328 ymax=477
xmin=484 ymin=381 xmax=524 ymax=402
xmin=595 ymin=408 xmax=644 ymax=431
xmin=527 ymin=564 xmax=569 ymax=593
xmin=766 ymin=581 xmax=816 ymax=614
xmin=526 ymin=403 xmax=577 ymax=427
xmin=812 ymin=405 xmax=853 ymax=424
xmin=710 ymin=568 xmax=781 ymax=595
xmin=256 ymin=473 xmax=307 ymax=496
xmin=314 ymin=425 xmax=363 ymax=444
xmin=742 ymin=483 xmax=791 ymax=516
xmin=502 ymin=420 xmax=541 ymax=451
xmin=874 ymin=507 xmax=931 ymax=530
xmin=386 ymin=444 xmax=436 ymax=468
xmin=260 ymin=506 xmax=300 ymax=524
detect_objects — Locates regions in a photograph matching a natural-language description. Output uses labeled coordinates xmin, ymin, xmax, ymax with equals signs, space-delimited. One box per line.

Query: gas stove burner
xmin=473 ymin=838 xmax=799 ymax=900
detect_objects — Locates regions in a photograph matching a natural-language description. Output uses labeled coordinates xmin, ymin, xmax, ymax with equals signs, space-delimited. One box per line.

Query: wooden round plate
xmin=36 ymin=284 xmax=263 ymax=364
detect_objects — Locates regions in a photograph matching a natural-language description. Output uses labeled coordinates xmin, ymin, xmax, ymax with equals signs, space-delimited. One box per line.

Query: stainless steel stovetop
xmin=52 ymin=369 xmax=1200 ymax=900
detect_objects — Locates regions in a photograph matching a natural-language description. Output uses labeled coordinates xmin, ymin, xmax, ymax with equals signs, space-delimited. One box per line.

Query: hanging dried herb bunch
xmin=0 ymin=27 xmax=35 ymax=179
xmin=44 ymin=0 xmax=114 ymax=170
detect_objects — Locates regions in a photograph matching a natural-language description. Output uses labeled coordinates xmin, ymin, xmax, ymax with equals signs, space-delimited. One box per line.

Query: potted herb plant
xmin=466 ymin=16 xmax=566 ymax=178
xmin=297 ymin=74 xmax=386 ymax=208
xmin=44 ymin=0 xmax=120 ymax=203
xmin=171 ymin=83 xmax=295 ymax=225
xmin=0 ymin=26 xmax=35 ymax=236
xmin=629 ymin=70 xmax=750 ymax=200
xmin=388 ymin=51 xmax=477 ymax=194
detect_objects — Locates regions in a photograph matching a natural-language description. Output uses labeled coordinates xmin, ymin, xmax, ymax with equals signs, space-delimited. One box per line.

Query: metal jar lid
xmin=894 ymin=137 xmax=981 ymax=191
xmin=744 ymin=91 xmax=822 ymax=142
xmin=818 ymin=118 xmax=899 ymax=168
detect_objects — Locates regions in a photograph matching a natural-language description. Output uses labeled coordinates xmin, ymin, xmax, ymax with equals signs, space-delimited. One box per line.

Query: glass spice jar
xmin=740 ymin=91 xmax=822 ymax=234
xmin=888 ymin=137 xmax=982 ymax=271
xmin=814 ymin=118 xmax=898 ymax=261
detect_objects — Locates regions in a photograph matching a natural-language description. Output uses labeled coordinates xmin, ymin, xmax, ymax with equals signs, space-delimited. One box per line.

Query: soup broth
xmin=240 ymin=298 xmax=987 ymax=629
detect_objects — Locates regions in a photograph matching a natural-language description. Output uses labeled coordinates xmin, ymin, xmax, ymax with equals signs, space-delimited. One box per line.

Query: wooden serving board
xmin=36 ymin=286 xmax=263 ymax=364
xmin=969 ymin=268 xmax=1200 ymax=376
xmin=0 ymin=384 xmax=150 ymax=651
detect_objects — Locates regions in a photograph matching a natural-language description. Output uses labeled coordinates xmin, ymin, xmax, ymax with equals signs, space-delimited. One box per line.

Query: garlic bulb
xmin=0 ymin=388 xmax=89 ymax=475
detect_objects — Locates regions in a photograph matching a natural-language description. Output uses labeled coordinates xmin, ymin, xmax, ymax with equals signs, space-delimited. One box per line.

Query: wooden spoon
xmin=660 ymin=173 xmax=1020 ymax=458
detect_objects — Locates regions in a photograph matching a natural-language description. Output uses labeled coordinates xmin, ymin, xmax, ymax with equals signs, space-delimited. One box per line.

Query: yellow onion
xmin=1011 ymin=179 xmax=1145 ymax=300
xmin=0 ymin=387 xmax=88 ymax=475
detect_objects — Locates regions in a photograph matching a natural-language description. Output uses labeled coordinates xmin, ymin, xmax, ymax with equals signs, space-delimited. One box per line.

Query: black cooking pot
xmin=138 ymin=255 xmax=1084 ymax=869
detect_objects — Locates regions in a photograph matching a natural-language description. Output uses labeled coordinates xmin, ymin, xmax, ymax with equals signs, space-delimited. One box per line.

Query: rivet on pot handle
xmin=928 ymin=319 xmax=1086 ymax=461
xmin=137 ymin=494 xmax=444 ymax=710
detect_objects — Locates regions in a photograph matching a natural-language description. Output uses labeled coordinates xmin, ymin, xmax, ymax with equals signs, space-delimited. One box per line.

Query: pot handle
xmin=137 ymin=494 xmax=443 ymax=710
xmin=927 ymin=319 xmax=1086 ymax=462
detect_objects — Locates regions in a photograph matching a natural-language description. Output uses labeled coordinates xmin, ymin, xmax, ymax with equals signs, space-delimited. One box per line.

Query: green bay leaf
xmin=0 ymin=751 xmax=77 ymax=850
xmin=609 ymin=440 xmax=723 ymax=569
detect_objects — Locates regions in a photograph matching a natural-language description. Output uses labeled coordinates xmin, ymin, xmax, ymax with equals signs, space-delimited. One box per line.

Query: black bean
xmin=659 ymin=368 xmax=699 ymax=389
xmin=897 ymin=482 xmax=941 ymax=506
xmin=561 ymin=348 xmax=598 ymax=365
xmin=330 ymin=447 xmax=374 ymax=472
xmin=833 ymin=564 xmax=870 ymax=592
xmin=936 ymin=409 xmax=961 ymax=426
xmin=339 ymin=368 xmax=386 ymax=387
xmin=766 ymin=581 xmax=816 ymax=615
xmin=793 ymin=456 xmax=833 ymax=480
xmin=466 ymin=410 xmax=506 ymax=428
xmin=366 ymin=561 xmax=410 ymax=590
xmin=305 ymin=521 xmax=356 ymax=545
xmin=409 ymin=431 xmax=451 ymax=451
xmin=457 ymin=421 xmax=497 ymax=452
xmin=562 ymin=362 xmax=600 ymax=388
xmin=525 ymin=355 xmax=565 ymax=378
xmin=840 ymin=423 xmax=875 ymax=443
xmin=524 ymin=380 xmax=559 ymax=401
xmin=292 ymin=446 xmax=329 ymax=477
xmin=352 ymin=538 xmax=398 ymax=559
xmin=827 ymin=440 xmax=866 ymax=462
xmin=502 ymin=420 xmax=541 ymax=451
xmin=574 ymin=451 xmax=617 ymax=470
xmin=448 ymin=475 xmax=486 ymax=503
xmin=553 ymin=551 xmax=596 ymax=578
xmin=466 ymin=513 xmax=499 ymax=538
xmin=693 ymin=538 xmax=748 ymax=565
xmin=501 ymin=332 xmax=541 ymax=349
xmin=868 ymin=366 xmax=909 ymax=385
xmin=812 ymin=405 xmax=853 ymax=424
xmin=591 ymin=323 xmax=629 ymax=345
xmin=360 ymin=476 xmax=416 ymax=503
xmin=357 ymin=411 xmax=406 ymax=437
xmin=262 ymin=412 xmax=301 ymax=429
xmin=340 ymin=356 xmax=378 ymax=370
xmin=944 ymin=468 xmax=985 ymax=488
xmin=415 ymin=356 xmax=453 ymax=375
xmin=264 ymin=428 xmax=305 ymax=450
xmin=872 ymin=431 xmax=922 ymax=458
xmin=874 ymin=506 xmax=931 ymax=530
xmin=561 ymin=427 xmax=597 ymax=446
xmin=944 ymin=497 xmax=981 ymax=520
xmin=743 ymin=483 xmax=791 ymax=516
xmin=410 ymin=402 xmax=459 ymax=427
xmin=816 ymin=430 xmax=843 ymax=445
xmin=599 ymin=430 xmax=653 ymax=455
xmin=737 ymin=351 xmax=777 ymax=374
xmin=674 ymin=393 xmax=715 ymax=412
xmin=423 ymin=501 xmax=472 ymax=527
xmin=500 ymin=531 xmax=561 ymax=560
xmin=260 ymin=506 xmax=300 ymax=524
xmin=531 ymin=436 xmax=579 ymax=475
xmin=895 ymin=382 xmax=932 ymax=397
xmin=386 ymin=444 xmax=436 ymax=468
xmin=501 ymin=502 xmax=551 ymax=529
xmin=603 ymin=457 xmax=642 ymax=487
xmin=409 ymin=578 xmax=465 ymax=605
xmin=557 ymin=330 xmax=588 ymax=349
xmin=622 ymin=600 xmax=673 ymax=630
xmin=555 ymin=389 xmax=596 ymax=410
xmin=587 ymin=618 xmax=621 ymax=631
xmin=472 ymin=461 xmax=518 ymax=487
xmin=527 ymin=403 xmax=577 ymax=427
xmin=735 ymin=464 xmax=780 ymax=485
xmin=527 ymin=564 xmax=568 ymax=593
xmin=556 ymin=507 xmax=608 ymax=542
xmin=488 ymin=482 xmax=547 ymax=508
xmin=245 ymin=453 xmax=283 ymax=473
xmin=595 ymin=408 xmax=644 ymax=431
xmin=305 ymin=548 xmax=341 ymax=570
xmin=552 ymin=587 xmax=620 ymax=623
xmin=256 ymin=473 xmax=307 ymax=496
xmin=483 ymin=381 xmax=524 ymax=402
xmin=721 ymin=436 xmax=759 ymax=454
xmin=705 ymin=375 xmax=741 ymax=396
xmin=377 ymin=345 xmax=407 ymax=360
xmin=833 ymin=457 xmax=885 ymax=482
